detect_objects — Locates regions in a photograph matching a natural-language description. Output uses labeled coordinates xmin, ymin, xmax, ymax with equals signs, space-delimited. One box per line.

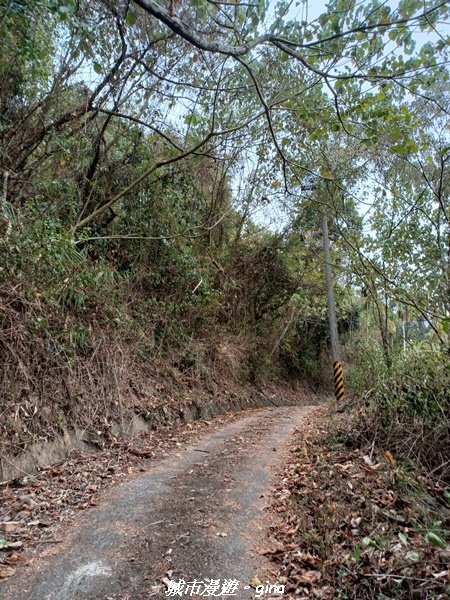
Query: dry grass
xmin=351 ymin=408 xmax=450 ymax=485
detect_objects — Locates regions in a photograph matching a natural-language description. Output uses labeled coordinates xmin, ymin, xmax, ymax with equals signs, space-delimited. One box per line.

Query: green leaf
xmin=388 ymin=29 xmax=398 ymax=42
xmin=59 ymin=5 xmax=75 ymax=15
xmin=187 ymin=113 xmax=199 ymax=126
xmin=398 ymin=532 xmax=408 ymax=546
xmin=93 ymin=62 xmax=102 ymax=74
xmin=389 ymin=144 xmax=408 ymax=155
xmin=126 ymin=11 xmax=138 ymax=26
xmin=351 ymin=545 xmax=362 ymax=563
xmin=424 ymin=531 xmax=446 ymax=549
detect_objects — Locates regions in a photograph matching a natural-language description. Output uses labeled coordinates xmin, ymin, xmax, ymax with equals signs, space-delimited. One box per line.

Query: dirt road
xmin=0 ymin=406 xmax=317 ymax=600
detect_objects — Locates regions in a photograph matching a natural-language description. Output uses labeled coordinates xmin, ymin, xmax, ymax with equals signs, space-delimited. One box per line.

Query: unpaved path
xmin=1 ymin=406 xmax=317 ymax=600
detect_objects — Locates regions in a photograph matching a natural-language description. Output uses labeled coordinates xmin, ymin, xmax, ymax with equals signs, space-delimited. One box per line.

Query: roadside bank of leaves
xmin=267 ymin=412 xmax=450 ymax=599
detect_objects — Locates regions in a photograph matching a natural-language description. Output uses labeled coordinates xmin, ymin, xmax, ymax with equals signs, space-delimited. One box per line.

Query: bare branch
xmin=132 ymin=0 xmax=449 ymax=65
xmin=132 ymin=0 xmax=271 ymax=55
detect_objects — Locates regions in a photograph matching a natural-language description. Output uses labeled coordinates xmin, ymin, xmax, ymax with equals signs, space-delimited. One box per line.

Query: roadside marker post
xmin=333 ymin=360 xmax=345 ymax=402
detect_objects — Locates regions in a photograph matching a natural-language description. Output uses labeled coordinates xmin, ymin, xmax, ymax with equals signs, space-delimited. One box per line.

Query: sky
xmin=275 ymin=0 xmax=449 ymax=50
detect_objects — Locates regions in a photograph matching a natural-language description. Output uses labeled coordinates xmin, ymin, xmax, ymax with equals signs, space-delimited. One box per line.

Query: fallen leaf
xmin=383 ymin=451 xmax=396 ymax=468
xmin=0 ymin=565 xmax=16 ymax=579
xmin=6 ymin=541 xmax=23 ymax=549
xmin=433 ymin=569 xmax=448 ymax=579
xmin=296 ymin=570 xmax=321 ymax=585
xmin=1 ymin=521 xmax=19 ymax=533
xmin=363 ymin=455 xmax=374 ymax=467
xmin=4 ymin=551 xmax=20 ymax=564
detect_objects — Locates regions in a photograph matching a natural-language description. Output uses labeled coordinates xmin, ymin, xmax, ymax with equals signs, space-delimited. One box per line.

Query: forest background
xmin=0 ymin=0 xmax=449 ymax=481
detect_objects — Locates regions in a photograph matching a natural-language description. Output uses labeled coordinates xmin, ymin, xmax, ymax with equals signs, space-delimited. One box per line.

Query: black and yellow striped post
xmin=333 ymin=361 xmax=345 ymax=402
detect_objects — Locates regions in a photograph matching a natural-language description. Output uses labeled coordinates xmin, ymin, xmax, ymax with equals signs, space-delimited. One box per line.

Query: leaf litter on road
xmin=0 ymin=413 xmax=240 ymax=577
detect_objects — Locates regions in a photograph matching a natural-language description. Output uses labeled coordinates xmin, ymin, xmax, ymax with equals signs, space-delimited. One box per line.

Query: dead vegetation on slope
xmin=267 ymin=410 xmax=450 ymax=599
xmin=0 ymin=282 xmax=312 ymax=484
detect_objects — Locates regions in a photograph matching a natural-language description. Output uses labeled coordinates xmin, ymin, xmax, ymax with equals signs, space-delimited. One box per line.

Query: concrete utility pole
xmin=301 ymin=178 xmax=345 ymax=402
xmin=321 ymin=205 xmax=345 ymax=403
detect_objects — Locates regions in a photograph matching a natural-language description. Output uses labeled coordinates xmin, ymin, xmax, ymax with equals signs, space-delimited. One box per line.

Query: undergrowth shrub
xmin=1 ymin=211 xmax=122 ymax=314
xmin=381 ymin=346 xmax=449 ymax=423
xmin=347 ymin=337 xmax=389 ymax=399
xmin=279 ymin=319 xmax=328 ymax=382
xmin=349 ymin=342 xmax=450 ymax=480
